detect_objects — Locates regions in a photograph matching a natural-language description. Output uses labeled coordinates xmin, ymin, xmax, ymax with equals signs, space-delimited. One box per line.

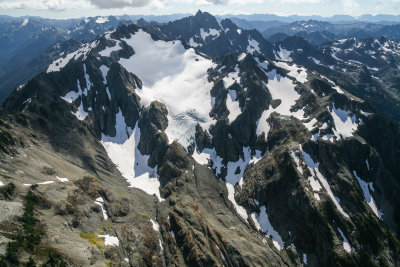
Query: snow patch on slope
xmin=252 ymin=206 xmax=284 ymax=250
xmin=226 ymin=90 xmax=241 ymax=123
xmin=302 ymin=148 xmax=349 ymax=217
xmin=337 ymin=228 xmax=351 ymax=253
xmin=200 ymin=28 xmax=220 ymax=41
xmin=94 ymin=197 xmax=108 ymax=220
xmin=247 ymin=38 xmax=260 ymax=54
xmin=290 ymin=151 xmax=303 ymax=174
xmin=98 ymin=235 xmax=119 ymax=246
xmin=99 ymin=40 xmax=121 ymax=57
xmin=274 ymin=61 xmax=308 ymax=83
xmin=101 ymin=110 xmax=163 ymax=201
xmin=353 ymin=171 xmax=382 ymax=219
xmin=276 ymin=46 xmax=293 ymax=62
xmin=99 ymin=65 xmax=109 ymax=84
xmin=223 ymin=65 xmax=240 ymax=89
xmin=329 ymin=103 xmax=359 ymax=140
xmin=47 ymin=41 xmax=98 ymax=72
xmin=256 ymin=69 xmax=304 ymax=139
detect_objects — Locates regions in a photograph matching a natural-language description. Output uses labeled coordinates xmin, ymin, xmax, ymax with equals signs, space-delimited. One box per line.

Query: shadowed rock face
xmin=138 ymin=101 xmax=169 ymax=168
xmin=0 ymin=11 xmax=400 ymax=267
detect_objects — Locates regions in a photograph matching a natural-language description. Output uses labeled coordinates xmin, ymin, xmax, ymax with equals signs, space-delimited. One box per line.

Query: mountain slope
xmin=0 ymin=12 xmax=400 ymax=266
xmin=275 ymin=36 xmax=400 ymax=121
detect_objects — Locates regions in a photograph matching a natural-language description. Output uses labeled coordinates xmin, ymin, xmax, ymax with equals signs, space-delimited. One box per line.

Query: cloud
xmin=0 ymin=0 xmax=325 ymax=11
xmin=0 ymin=0 xmax=91 ymax=11
xmin=89 ymin=0 xmax=151 ymax=8
xmin=341 ymin=0 xmax=359 ymax=10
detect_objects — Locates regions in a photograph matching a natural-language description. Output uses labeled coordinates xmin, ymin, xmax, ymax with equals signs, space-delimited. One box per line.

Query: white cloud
xmin=0 ymin=0 xmax=324 ymax=11
xmin=0 ymin=0 xmax=91 ymax=10
xmin=89 ymin=0 xmax=150 ymax=8
xmin=342 ymin=0 xmax=359 ymax=10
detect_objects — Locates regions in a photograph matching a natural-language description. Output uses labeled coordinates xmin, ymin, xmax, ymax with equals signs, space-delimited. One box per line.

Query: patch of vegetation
xmin=0 ymin=186 xmax=66 ymax=266
xmin=42 ymin=249 xmax=66 ymax=267
xmin=0 ymin=131 xmax=14 ymax=148
xmin=0 ymin=118 xmax=11 ymax=129
xmin=80 ymin=232 xmax=106 ymax=251
xmin=0 ymin=182 xmax=16 ymax=200
xmin=16 ymin=114 xmax=28 ymax=126
xmin=40 ymin=166 xmax=56 ymax=176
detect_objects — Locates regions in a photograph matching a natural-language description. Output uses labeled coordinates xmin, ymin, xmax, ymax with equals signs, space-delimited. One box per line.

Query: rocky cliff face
xmin=0 ymin=11 xmax=400 ymax=267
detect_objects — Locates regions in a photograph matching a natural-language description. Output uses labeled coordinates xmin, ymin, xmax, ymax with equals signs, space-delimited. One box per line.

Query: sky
xmin=0 ymin=0 xmax=399 ymax=19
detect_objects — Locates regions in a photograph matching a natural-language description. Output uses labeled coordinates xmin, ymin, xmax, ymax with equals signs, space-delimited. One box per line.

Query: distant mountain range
xmin=1 ymin=12 xmax=400 ymax=107
xmin=218 ymin=13 xmax=400 ymax=24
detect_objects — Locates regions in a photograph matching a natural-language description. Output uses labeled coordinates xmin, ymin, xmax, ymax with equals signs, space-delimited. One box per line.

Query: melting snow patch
xmin=360 ymin=110 xmax=371 ymax=117
xmin=252 ymin=206 xmax=284 ymax=250
xmin=257 ymin=58 xmax=269 ymax=71
xmin=217 ymin=245 xmax=225 ymax=260
xmin=256 ymin=110 xmax=271 ymax=139
xmin=47 ymin=42 xmax=97 ymax=72
xmin=238 ymin=53 xmax=246 ymax=61
xmin=256 ymin=69 xmax=304 ymax=140
xmin=56 ymin=176 xmax=69 ymax=182
xmin=94 ymin=197 xmax=108 ymax=220
xmin=37 ymin=181 xmax=54 ymax=185
xmin=353 ymin=171 xmax=382 ymax=219
xmin=224 ymin=147 xmax=265 ymax=221
xmin=99 ymin=40 xmax=121 ymax=57
xmin=304 ymin=118 xmax=318 ymax=131
xmin=72 ymin=101 xmax=88 ymax=121
xmin=274 ymin=61 xmax=308 ymax=83
xmin=337 ymin=228 xmax=351 ymax=253
xmin=226 ymin=147 xmax=252 ymax=187
xmin=302 ymin=148 xmax=349 ymax=218
xmin=192 ymin=147 xmax=211 ymax=165
xmin=98 ymin=235 xmax=119 ymax=246
xmin=106 ymin=87 xmax=111 ymax=100
xmin=189 ymin=37 xmax=201 ymax=47
xmin=99 ymin=65 xmax=109 ymax=84
xmin=200 ymin=28 xmax=220 ymax=41
xmin=249 ymin=150 xmax=262 ymax=165
xmin=247 ymin=38 xmax=260 ymax=54
xmin=366 ymin=159 xmax=370 ymax=171
xmin=223 ymin=65 xmax=240 ymax=89
xmin=226 ymin=183 xmax=248 ymax=220
xmin=193 ymin=148 xmax=223 ymax=176
xmin=266 ymin=70 xmax=304 ymax=119
xmin=329 ymin=103 xmax=359 ymax=140
xmin=0 ymin=180 xmax=3 ymax=186
xmin=150 ymin=219 xmax=160 ymax=232
xmin=101 ymin=119 xmax=164 ymax=202
xmin=21 ymin=18 xmax=29 ymax=27
xmin=61 ymin=80 xmax=84 ymax=104
xmin=119 ymin=30 xmax=216 ymax=148
xmin=290 ymin=151 xmax=303 ymax=174
xmin=276 ymin=46 xmax=293 ymax=62
xmin=226 ymin=90 xmax=241 ymax=123
xmin=303 ymin=254 xmax=307 ymax=265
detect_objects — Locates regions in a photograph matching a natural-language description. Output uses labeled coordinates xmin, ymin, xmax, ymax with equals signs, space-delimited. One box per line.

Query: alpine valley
xmin=0 ymin=11 xmax=400 ymax=267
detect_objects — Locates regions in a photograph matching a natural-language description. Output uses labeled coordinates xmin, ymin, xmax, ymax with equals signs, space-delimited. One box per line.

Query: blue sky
xmin=0 ymin=0 xmax=399 ymax=19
